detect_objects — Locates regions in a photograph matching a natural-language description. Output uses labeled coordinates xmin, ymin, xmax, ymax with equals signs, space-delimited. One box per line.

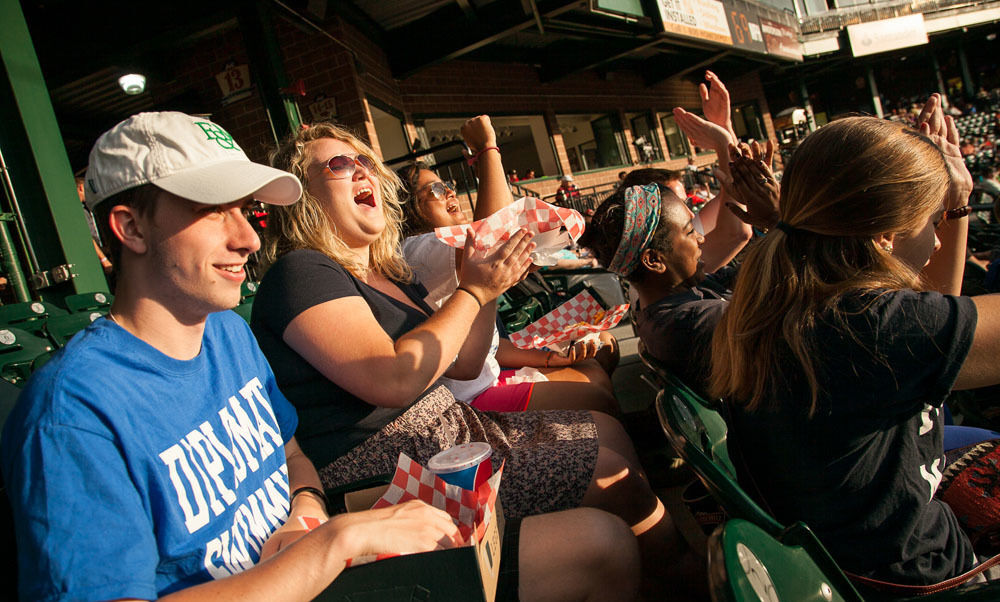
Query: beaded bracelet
xmin=944 ymin=205 xmax=973 ymax=220
xmin=466 ymin=146 xmax=499 ymax=166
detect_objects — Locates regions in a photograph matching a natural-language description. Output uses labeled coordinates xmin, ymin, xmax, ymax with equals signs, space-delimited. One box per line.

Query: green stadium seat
xmin=0 ymin=327 xmax=54 ymax=387
xmin=708 ymin=519 xmax=862 ymax=602
xmin=496 ymin=293 xmax=513 ymax=315
xmin=44 ymin=311 xmax=103 ymax=347
xmin=499 ymin=309 xmax=531 ymax=334
xmin=233 ymin=301 xmax=253 ymax=323
xmin=520 ymin=296 xmax=545 ymax=321
xmin=0 ymin=301 xmax=68 ymax=337
xmin=655 ymin=383 xmax=782 ymax=535
xmin=657 ymin=364 xmax=1000 ymax=600
xmin=241 ymin=280 xmax=259 ymax=301
xmin=63 ymin=291 xmax=113 ymax=314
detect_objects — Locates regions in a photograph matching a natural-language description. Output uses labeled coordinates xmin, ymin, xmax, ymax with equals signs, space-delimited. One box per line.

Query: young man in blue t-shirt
xmin=0 ymin=112 xmax=464 ymax=601
xmin=2 ymin=112 xmax=646 ymax=602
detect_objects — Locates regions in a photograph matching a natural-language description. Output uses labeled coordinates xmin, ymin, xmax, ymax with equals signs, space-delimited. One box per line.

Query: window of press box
xmin=658 ymin=113 xmax=692 ymax=159
xmin=732 ymin=102 xmax=767 ymax=142
xmin=414 ymin=115 xmax=559 ymax=188
xmin=370 ymin=102 xmax=411 ymax=162
xmin=556 ymin=112 xmax=629 ymax=172
xmin=627 ymin=112 xmax=664 ymax=163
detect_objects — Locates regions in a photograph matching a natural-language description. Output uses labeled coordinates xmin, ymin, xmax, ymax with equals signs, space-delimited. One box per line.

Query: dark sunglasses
xmin=416 ymin=180 xmax=455 ymax=201
xmin=325 ymin=153 xmax=377 ymax=179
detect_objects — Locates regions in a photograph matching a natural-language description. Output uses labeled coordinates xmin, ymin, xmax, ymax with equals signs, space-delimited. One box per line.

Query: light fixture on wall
xmin=118 ymin=73 xmax=147 ymax=95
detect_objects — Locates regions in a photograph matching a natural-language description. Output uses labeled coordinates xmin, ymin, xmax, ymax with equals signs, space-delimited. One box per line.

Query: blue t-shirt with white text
xmin=1 ymin=311 xmax=298 ymax=600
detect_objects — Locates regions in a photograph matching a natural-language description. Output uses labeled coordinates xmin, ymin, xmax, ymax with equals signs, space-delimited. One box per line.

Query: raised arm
xmin=953 ymin=294 xmax=1000 ymax=390
xmin=918 ymin=94 xmax=973 ymax=296
xmin=445 ymin=115 xmax=517 ymax=379
xmin=283 ymin=230 xmax=534 ymax=408
xmin=700 ymin=70 xmax=738 ymax=143
xmin=719 ymin=142 xmax=780 ymax=231
xmin=463 ymin=115 xmax=513 ymax=220
xmin=672 ymin=108 xmax=751 ymax=272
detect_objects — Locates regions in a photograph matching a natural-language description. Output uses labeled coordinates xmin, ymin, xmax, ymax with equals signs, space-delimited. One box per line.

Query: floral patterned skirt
xmin=318 ymin=385 xmax=599 ymax=519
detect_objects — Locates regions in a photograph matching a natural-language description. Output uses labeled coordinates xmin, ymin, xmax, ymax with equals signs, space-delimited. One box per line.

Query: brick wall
xmin=144 ymin=23 xmax=274 ymax=163
xmin=161 ymin=15 xmax=770 ymax=181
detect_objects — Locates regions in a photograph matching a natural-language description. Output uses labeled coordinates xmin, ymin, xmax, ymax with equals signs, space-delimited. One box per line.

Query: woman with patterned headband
xmin=581 ymin=161 xmax=757 ymax=398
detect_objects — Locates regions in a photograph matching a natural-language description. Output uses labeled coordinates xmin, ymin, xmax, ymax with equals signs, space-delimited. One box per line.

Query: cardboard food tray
xmin=314 ymin=484 xmax=505 ymax=602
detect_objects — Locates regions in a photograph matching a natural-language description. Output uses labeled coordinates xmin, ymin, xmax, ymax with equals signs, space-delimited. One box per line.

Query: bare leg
xmin=526 ymin=380 xmax=620 ymax=416
xmin=579 ymin=412 xmax=702 ymax=599
xmin=519 ymin=508 xmax=640 ymax=602
xmin=538 ymin=359 xmax=615 ymax=396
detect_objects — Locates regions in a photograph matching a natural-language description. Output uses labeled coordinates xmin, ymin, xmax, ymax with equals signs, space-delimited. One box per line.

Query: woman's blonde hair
xmin=709 ymin=116 xmax=950 ymax=414
xmin=262 ymin=122 xmax=411 ymax=282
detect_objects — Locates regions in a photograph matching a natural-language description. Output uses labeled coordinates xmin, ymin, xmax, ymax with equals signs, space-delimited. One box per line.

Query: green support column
xmin=0 ymin=0 xmax=108 ymax=301
xmin=237 ymin=0 xmax=301 ymax=144
xmin=958 ymin=40 xmax=975 ymax=100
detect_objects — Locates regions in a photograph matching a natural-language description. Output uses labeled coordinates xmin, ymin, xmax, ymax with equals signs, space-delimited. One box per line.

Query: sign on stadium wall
xmin=655 ymin=0 xmax=734 ymax=46
xmin=721 ymin=1 xmax=767 ymax=54
xmin=760 ymin=18 xmax=803 ymax=61
xmin=847 ymin=14 xmax=928 ymax=57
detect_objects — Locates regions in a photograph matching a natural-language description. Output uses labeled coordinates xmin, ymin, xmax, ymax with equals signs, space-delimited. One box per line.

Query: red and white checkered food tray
xmin=345 ymin=453 xmax=504 ymax=567
xmin=508 ymin=290 xmax=629 ymax=350
xmin=434 ymin=197 xmax=584 ymax=252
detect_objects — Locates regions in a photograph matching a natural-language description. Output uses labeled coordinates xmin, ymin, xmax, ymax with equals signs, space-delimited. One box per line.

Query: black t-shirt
xmin=251 ymin=249 xmax=434 ymax=468
xmin=636 ymin=266 xmax=734 ymax=395
xmin=730 ymin=289 xmax=978 ymax=584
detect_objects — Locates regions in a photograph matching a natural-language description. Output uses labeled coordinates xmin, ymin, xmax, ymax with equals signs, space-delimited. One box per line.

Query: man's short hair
xmin=91 ymin=184 xmax=161 ymax=285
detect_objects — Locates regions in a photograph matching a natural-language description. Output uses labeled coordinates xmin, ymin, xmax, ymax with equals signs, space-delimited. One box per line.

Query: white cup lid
xmin=427 ymin=442 xmax=492 ymax=473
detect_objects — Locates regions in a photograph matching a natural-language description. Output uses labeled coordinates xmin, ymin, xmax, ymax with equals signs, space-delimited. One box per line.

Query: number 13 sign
xmin=216 ymin=64 xmax=253 ymax=104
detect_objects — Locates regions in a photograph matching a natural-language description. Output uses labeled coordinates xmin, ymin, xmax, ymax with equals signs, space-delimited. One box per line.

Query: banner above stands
xmin=655 ymin=0 xmax=733 ymax=45
xmin=722 ymin=1 xmax=768 ymax=54
xmin=653 ymin=0 xmax=802 ymax=61
xmin=761 ymin=18 xmax=804 ymax=61
xmin=847 ymin=14 xmax=929 ymax=57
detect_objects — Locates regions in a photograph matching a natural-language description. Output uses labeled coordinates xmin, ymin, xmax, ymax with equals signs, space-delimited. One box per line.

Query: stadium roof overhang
xmin=18 ymin=0 xmax=801 ymax=167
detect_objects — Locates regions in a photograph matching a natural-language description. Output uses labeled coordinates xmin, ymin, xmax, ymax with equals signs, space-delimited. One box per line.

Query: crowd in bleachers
xmin=2 ymin=69 xmax=1000 ymax=602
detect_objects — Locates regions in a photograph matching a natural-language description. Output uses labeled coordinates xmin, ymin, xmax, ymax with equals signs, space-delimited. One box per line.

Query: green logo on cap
xmin=194 ymin=122 xmax=240 ymax=150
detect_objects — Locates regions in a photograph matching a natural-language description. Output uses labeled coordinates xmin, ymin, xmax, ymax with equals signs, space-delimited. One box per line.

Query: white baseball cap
xmin=84 ymin=111 xmax=302 ymax=211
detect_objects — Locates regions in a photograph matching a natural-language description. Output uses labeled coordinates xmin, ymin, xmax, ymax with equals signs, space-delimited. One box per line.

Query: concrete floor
xmin=608 ymin=322 xmax=658 ymax=414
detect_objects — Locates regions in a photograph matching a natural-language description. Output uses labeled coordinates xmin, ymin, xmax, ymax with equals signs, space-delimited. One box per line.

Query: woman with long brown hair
xmin=710 ymin=95 xmax=1000 ymax=584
